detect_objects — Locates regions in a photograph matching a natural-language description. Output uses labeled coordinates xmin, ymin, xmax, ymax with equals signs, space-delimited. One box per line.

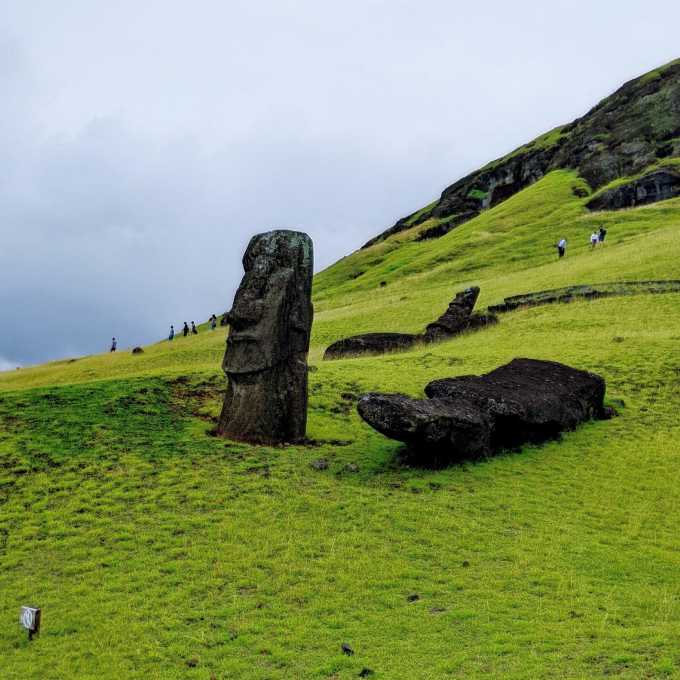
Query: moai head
xmin=224 ymin=230 xmax=313 ymax=375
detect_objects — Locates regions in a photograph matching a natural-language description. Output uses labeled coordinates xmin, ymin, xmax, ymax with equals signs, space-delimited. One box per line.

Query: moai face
xmin=223 ymin=231 xmax=313 ymax=375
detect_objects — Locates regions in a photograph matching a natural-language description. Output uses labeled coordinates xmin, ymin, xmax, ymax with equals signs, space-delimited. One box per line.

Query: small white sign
xmin=20 ymin=606 xmax=40 ymax=634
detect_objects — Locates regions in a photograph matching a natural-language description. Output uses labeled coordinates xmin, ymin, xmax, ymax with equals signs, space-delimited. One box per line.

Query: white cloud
xmin=0 ymin=356 xmax=19 ymax=373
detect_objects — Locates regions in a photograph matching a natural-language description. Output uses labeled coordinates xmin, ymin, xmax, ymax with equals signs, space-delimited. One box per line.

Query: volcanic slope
xmin=2 ymin=65 xmax=680 ymax=679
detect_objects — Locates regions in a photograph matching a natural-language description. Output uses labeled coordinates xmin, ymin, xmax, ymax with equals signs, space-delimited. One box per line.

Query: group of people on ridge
xmin=167 ymin=313 xmax=226 ymax=341
xmin=555 ymin=225 xmax=607 ymax=259
xmin=168 ymin=321 xmax=197 ymax=340
xmin=590 ymin=225 xmax=608 ymax=249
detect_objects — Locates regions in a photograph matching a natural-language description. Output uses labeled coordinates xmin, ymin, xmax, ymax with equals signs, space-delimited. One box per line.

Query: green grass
xmin=2 ymin=166 xmax=680 ymax=678
xmin=467 ymin=188 xmax=488 ymax=201
xmin=404 ymin=199 xmax=439 ymax=227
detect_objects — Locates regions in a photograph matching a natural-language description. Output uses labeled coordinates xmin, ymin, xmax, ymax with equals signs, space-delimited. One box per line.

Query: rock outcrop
xmin=217 ymin=230 xmax=314 ymax=444
xmin=586 ymin=167 xmax=680 ymax=211
xmin=323 ymin=286 xmax=496 ymax=360
xmin=357 ymin=358 xmax=606 ymax=466
xmin=364 ymin=58 xmax=680 ymax=248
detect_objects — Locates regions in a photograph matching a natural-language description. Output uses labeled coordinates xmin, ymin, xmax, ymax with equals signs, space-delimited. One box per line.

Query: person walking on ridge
xmin=191 ymin=321 xmax=198 ymax=335
xmin=169 ymin=325 xmax=175 ymax=341
xmin=557 ymin=238 xmax=567 ymax=258
xmin=210 ymin=314 xmax=217 ymax=330
xmin=598 ymin=225 xmax=607 ymax=244
xmin=183 ymin=322 xmax=189 ymax=337
xmin=110 ymin=337 xmax=117 ymax=352
xmin=590 ymin=231 xmax=599 ymax=250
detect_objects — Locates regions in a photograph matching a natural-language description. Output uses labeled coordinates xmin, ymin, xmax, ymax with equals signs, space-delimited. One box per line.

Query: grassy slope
xmin=2 ymin=171 xmax=680 ymax=678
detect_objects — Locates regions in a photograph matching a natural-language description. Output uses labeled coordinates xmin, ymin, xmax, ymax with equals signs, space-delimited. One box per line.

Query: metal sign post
xmin=20 ymin=606 xmax=41 ymax=640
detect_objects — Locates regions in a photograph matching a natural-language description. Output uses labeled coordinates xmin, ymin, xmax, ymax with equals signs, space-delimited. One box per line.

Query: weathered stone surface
xmin=324 ymin=332 xmax=419 ymax=360
xmin=467 ymin=312 xmax=499 ymax=331
xmin=357 ymin=393 xmax=492 ymax=464
xmin=586 ymin=168 xmax=680 ymax=211
xmin=423 ymin=287 xmax=480 ymax=342
xmin=324 ymin=287 xmax=495 ymax=360
xmin=426 ymin=359 xmax=606 ymax=446
xmin=131 ymin=346 xmax=144 ymax=354
xmin=217 ymin=230 xmax=313 ymax=444
xmin=357 ymin=358 xmax=606 ymax=466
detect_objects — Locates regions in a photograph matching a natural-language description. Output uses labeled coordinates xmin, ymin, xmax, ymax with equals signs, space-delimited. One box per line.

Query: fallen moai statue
xmin=324 ymin=286 xmax=496 ymax=360
xmin=323 ymin=332 xmax=419 ymax=359
xmin=423 ymin=286 xmax=494 ymax=342
xmin=357 ymin=358 xmax=608 ymax=466
xmin=217 ymin=229 xmax=314 ymax=444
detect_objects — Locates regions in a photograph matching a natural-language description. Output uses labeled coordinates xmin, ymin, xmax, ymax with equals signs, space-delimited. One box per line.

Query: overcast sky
xmin=1 ymin=1 xmax=678 ymax=369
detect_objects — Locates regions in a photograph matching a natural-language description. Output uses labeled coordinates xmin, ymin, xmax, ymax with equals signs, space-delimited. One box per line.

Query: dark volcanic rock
xmin=423 ymin=287 xmax=480 ymax=342
xmin=217 ymin=230 xmax=314 ymax=444
xmin=358 ymin=358 xmax=606 ymax=466
xmin=324 ymin=332 xmax=419 ymax=360
xmin=324 ymin=287 xmax=495 ymax=360
xmin=426 ymin=359 xmax=606 ymax=447
xmin=131 ymin=347 xmax=144 ymax=354
xmin=586 ymin=168 xmax=680 ymax=211
xmin=357 ymin=393 xmax=492 ymax=461
xmin=415 ymin=211 xmax=478 ymax=241
xmin=467 ymin=312 xmax=499 ymax=331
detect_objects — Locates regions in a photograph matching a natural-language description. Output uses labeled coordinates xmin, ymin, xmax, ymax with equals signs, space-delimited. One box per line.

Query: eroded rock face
xmin=586 ymin=168 xmax=680 ymax=211
xmin=323 ymin=333 xmax=418 ymax=360
xmin=217 ymin=230 xmax=313 ymax=444
xmin=357 ymin=358 xmax=606 ymax=466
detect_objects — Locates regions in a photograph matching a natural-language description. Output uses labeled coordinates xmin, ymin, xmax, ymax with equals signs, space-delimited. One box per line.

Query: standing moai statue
xmin=217 ymin=230 xmax=314 ymax=444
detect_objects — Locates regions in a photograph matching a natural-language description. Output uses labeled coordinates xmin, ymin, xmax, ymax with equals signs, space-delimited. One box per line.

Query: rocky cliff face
xmin=586 ymin=167 xmax=680 ymax=211
xmin=363 ymin=58 xmax=680 ymax=248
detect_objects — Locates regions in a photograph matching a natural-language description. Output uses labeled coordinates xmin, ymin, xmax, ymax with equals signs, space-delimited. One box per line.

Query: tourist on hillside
xmin=169 ymin=325 xmax=174 ymax=341
xmin=598 ymin=225 xmax=607 ymax=244
xmin=110 ymin=337 xmax=117 ymax=352
xmin=557 ymin=238 xmax=567 ymax=258
xmin=220 ymin=312 xmax=228 ymax=327
xmin=183 ymin=322 xmax=189 ymax=337
xmin=191 ymin=321 xmax=198 ymax=335
xmin=210 ymin=314 xmax=217 ymax=330
xmin=590 ymin=232 xmax=599 ymax=249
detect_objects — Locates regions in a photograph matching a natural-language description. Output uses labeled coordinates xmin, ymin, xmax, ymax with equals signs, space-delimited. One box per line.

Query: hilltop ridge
xmin=364 ymin=58 xmax=680 ymax=248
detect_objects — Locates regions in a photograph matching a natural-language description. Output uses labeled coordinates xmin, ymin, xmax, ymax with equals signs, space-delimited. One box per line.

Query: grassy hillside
xmin=2 ymin=168 xmax=680 ymax=678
